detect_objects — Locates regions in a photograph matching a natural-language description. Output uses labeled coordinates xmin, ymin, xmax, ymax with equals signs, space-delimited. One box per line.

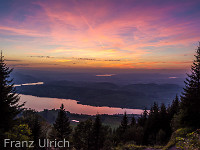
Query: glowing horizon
xmin=1 ymin=0 xmax=200 ymax=70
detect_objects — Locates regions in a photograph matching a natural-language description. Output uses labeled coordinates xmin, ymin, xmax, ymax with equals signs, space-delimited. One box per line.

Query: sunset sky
xmin=1 ymin=0 xmax=200 ymax=70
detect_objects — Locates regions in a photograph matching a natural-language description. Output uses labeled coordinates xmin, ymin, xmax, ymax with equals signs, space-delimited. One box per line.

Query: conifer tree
xmin=120 ymin=112 xmax=128 ymax=132
xmin=73 ymin=119 xmax=93 ymax=150
xmin=179 ymin=44 xmax=200 ymax=128
xmin=145 ymin=103 xmax=160 ymax=144
xmin=92 ymin=115 xmax=102 ymax=150
xmin=53 ymin=104 xmax=72 ymax=140
xmin=137 ymin=108 xmax=148 ymax=145
xmin=130 ymin=115 xmax=136 ymax=126
xmin=159 ymin=103 xmax=171 ymax=141
xmin=159 ymin=103 xmax=168 ymax=129
xmin=168 ymin=95 xmax=180 ymax=119
xmin=0 ymin=52 xmax=24 ymax=134
xmin=138 ymin=107 xmax=148 ymax=127
xmin=116 ymin=112 xmax=129 ymax=143
xmin=32 ymin=116 xmax=42 ymax=149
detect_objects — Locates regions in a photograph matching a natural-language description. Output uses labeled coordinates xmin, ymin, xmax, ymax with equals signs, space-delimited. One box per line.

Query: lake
xmin=19 ymin=94 xmax=144 ymax=115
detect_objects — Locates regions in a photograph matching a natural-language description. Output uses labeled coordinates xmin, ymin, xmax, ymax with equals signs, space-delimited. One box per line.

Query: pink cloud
xmin=1 ymin=0 xmax=200 ymax=69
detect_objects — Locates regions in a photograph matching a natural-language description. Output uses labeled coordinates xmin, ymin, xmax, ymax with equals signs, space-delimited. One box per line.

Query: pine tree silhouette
xmin=168 ymin=95 xmax=180 ymax=119
xmin=180 ymin=43 xmax=200 ymax=128
xmin=0 ymin=51 xmax=24 ymax=133
xmin=53 ymin=104 xmax=72 ymax=140
xmin=121 ymin=112 xmax=128 ymax=132
xmin=130 ymin=115 xmax=136 ymax=126
xmin=92 ymin=115 xmax=102 ymax=150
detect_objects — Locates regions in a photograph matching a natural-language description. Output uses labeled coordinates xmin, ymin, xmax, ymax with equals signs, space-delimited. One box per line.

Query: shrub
xmin=163 ymin=128 xmax=192 ymax=150
xmin=176 ymin=129 xmax=200 ymax=150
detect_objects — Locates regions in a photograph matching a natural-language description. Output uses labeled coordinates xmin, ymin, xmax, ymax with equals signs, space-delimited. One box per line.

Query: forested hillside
xmin=16 ymin=82 xmax=182 ymax=109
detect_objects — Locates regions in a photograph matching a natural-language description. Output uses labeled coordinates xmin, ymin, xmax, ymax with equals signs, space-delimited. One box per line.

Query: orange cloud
xmin=1 ymin=0 xmax=200 ymax=69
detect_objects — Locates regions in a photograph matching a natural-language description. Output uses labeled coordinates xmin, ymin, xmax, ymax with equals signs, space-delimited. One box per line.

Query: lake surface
xmin=14 ymin=82 xmax=44 ymax=87
xmin=19 ymin=94 xmax=144 ymax=115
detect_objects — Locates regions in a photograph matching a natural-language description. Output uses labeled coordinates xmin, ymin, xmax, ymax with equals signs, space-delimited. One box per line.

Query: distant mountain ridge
xmin=16 ymin=80 xmax=183 ymax=109
xmin=11 ymin=70 xmax=186 ymax=85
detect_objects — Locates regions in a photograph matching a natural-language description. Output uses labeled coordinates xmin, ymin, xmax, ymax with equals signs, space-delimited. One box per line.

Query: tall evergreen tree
xmin=0 ymin=52 xmax=24 ymax=134
xmin=115 ymin=112 xmax=129 ymax=143
xmin=168 ymin=95 xmax=180 ymax=119
xmin=130 ymin=115 xmax=136 ymax=127
xmin=120 ymin=112 xmax=128 ymax=132
xmin=179 ymin=44 xmax=200 ymax=128
xmin=92 ymin=115 xmax=102 ymax=150
xmin=138 ymin=107 xmax=148 ymax=127
xmin=53 ymin=104 xmax=72 ymax=140
xmin=32 ymin=116 xmax=42 ymax=149
xmin=159 ymin=103 xmax=168 ymax=130
xmin=73 ymin=119 xmax=94 ymax=150
xmin=137 ymin=108 xmax=148 ymax=145
xmin=145 ymin=103 xmax=160 ymax=144
xmin=159 ymin=103 xmax=171 ymax=142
